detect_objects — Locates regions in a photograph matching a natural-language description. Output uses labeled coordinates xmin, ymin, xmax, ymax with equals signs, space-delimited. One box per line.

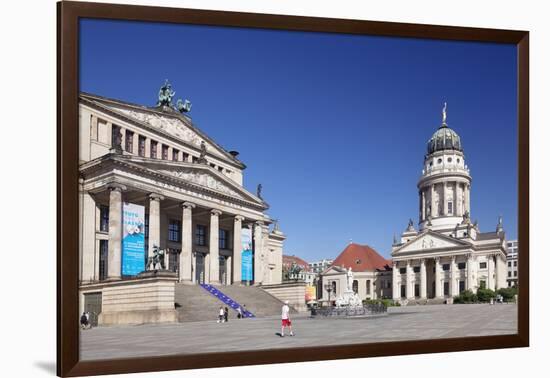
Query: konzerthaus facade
xmin=390 ymin=105 xmax=508 ymax=303
xmin=78 ymin=83 xmax=284 ymax=324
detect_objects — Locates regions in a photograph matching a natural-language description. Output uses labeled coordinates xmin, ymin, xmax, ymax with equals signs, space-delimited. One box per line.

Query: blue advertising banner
xmin=122 ymin=202 xmax=145 ymax=276
xmin=241 ymin=227 xmax=253 ymax=281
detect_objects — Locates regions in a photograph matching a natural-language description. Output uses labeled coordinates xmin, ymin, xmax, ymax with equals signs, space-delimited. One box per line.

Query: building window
xmin=171 ymin=149 xmax=178 ymax=161
xmin=366 ymin=280 xmax=371 ymax=294
xmin=162 ymin=145 xmax=169 ymax=160
xmin=168 ymin=249 xmax=179 ymax=273
xmin=195 ymin=225 xmax=207 ymax=246
xmin=219 ymin=229 xmax=229 ymax=249
xmin=443 ymin=282 xmax=449 ymax=296
xmin=514 ymin=271 xmax=518 ymax=277
xmin=514 ymin=261 xmax=518 ymax=267
xmin=111 ymin=125 xmax=120 ymax=148
xmin=508 ymin=261 xmax=512 ymax=267
xmin=399 ymin=267 xmax=406 ymax=274
xmin=442 ymin=264 xmax=450 ymax=271
xmin=218 ymin=166 xmax=224 ymax=172
xmin=414 ymin=284 xmax=420 ymax=297
xmin=508 ymin=271 xmax=512 ymax=277
xmin=99 ymin=205 xmax=109 ymax=232
xmin=479 ymin=280 xmax=486 ymax=289
xmin=99 ymin=240 xmax=108 ymax=281
xmin=352 ymin=280 xmax=358 ymax=294
xmin=192 ymin=156 xmax=198 ymax=163
xmin=413 ymin=266 xmax=420 ymax=273
xmin=150 ymin=141 xmax=158 ymax=158
xmin=138 ymin=135 xmax=146 ymax=157
xmin=437 ymin=158 xmax=442 ymax=164
xmin=480 ymin=262 xmax=487 ymax=269
xmin=459 ymin=280 xmax=465 ymax=293
xmin=447 ymin=201 xmax=453 ymax=215
xmin=168 ymin=220 xmax=181 ymax=242
xmin=447 ymin=157 xmax=452 ymax=163
xmin=400 ymin=285 xmax=406 ymax=298
xmin=458 ymin=262 xmax=466 ymax=270
xmin=181 ymin=152 xmax=189 ymax=162
xmin=125 ymin=130 xmax=134 ymax=153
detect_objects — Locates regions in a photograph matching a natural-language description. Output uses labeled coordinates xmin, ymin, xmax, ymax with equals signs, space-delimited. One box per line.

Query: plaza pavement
xmin=80 ymin=303 xmax=517 ymax=361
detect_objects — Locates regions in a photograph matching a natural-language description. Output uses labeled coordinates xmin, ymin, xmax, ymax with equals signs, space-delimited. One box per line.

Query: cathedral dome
xmin=427 ymin=125 xmax=463 ymax=154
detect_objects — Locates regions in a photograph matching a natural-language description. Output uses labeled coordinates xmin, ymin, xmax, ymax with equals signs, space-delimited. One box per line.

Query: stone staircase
xmin=218 ymin=285 xmax=297 ymax=318
xmin=175 ymin=284 xmax=295 ymax=322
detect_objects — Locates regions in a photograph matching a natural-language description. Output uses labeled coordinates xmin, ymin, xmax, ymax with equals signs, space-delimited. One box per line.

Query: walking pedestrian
xmin=237 ymin=306 xmax=243 ymax=319
xmin=217 ymin=306 xmax=224 ymax=323
xmin=80 ymin=311 xmax=89 ymax=330
xmin=280 ymin=300 xmax=294 ymax=337
xmin=224 ymin=306 xmax=229 ymax=323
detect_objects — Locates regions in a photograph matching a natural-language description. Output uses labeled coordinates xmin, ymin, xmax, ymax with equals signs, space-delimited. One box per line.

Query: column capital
xmin=107 ymin=183 xmax=127 ymax=192
xmin=420 ymin=258 xmax=426 ymax=265
xmin=181 ymin=201 xmax=196 ymax=209
xmin=234 ymin=215 xmax=245 ymax=222
xmin=255 ymin=220 xmax=265 ymax=226
xmin=149 ymin=193 xmax=164 ymax=201
xmin=434 ymin=256 xmax=441 ymax=263
xmin=210 ymin=209 xmax=222 ymax=217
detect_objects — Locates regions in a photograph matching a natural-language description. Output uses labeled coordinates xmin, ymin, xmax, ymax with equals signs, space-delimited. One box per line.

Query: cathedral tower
xmin=418 ymin=103 xmax=472 ymax=231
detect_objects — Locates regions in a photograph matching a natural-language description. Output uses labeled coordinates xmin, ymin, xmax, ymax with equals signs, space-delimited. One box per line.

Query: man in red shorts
xmin=280 ymin=300 xmax=294 ymax=337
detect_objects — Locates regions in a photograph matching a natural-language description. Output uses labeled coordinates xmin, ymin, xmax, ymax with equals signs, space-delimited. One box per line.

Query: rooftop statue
xmin=177 ymin=98 xmax=192 ymax=113
xmin=442 ymin=102 xmax=447 ymax=125
xmin=256 ymin=183 xmax=263 ymax=199
xmin=157 ymin=79 xmax=176 ymax=107
xmin=197 ymin=141 xmax=207 ymax=164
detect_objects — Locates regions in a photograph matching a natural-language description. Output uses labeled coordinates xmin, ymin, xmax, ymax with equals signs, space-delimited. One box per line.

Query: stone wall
xmin=80 ymin=276 xmax=178 ymax=326
xmin=261 ymin=282 xmax=308 ymax=312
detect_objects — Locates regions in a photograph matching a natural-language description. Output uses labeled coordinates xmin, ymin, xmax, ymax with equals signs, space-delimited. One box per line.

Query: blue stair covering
xmin=200 ymin=284 xmax=255 ymax=318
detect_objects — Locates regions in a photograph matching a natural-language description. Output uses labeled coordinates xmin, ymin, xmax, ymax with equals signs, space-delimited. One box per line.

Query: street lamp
xmin=324 ymin=283 xmax=333 ymax=306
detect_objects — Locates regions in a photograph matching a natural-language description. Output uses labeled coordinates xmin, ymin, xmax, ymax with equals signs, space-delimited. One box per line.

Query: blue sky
xmin=79 ymin=19 xmax=518 ymax=261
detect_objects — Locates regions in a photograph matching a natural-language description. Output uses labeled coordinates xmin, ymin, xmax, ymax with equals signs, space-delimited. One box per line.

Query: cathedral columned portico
xmin=391 ymin=104 xmax=508 ymax=303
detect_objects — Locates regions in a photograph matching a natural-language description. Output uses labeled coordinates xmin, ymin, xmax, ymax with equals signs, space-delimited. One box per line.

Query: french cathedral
xmin=390 ymin=104 xmax=508 ymax=302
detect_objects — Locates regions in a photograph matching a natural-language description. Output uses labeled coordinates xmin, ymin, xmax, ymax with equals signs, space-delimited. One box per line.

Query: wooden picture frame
xmin=57 ymin=1 xmax=529 ymax=376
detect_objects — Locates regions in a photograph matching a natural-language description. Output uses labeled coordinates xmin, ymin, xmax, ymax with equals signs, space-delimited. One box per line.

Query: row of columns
xmin=105 ymin=183 xmax=265 ymax=284
xmin=420 ymin=182 xmax=470 ymax=221
xmin=392 ymin=254 xmax=500 ymax=300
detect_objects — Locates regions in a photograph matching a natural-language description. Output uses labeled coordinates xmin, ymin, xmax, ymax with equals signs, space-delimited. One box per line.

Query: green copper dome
xmin=427 ymin=124 xmax=463 ymax=154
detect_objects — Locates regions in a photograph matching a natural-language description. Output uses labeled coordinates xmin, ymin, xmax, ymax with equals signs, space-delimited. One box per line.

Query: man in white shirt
xmin=280 ymin=300 xmax=294 ymax=337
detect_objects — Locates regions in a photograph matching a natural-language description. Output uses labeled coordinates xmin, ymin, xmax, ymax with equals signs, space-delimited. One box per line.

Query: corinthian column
xmin=466 ymin=254 xmax=476 ymax=293
xmin=392 ymin=261 xmax=399 ymax=300
xmin=107 ymin=184 xmax=125 ymax=279
xmin=420 ymin=259 xmax=427 ymax=299
xmin=232 ymin=215 xmax=245 ymax=284
xmin=434 ymin=257 xmax=442 ymax=298
xmin=406 ymin=260 xmax=414 ymax=299
xmin=179 ymin=202 xmax=195 ymax=282
xmin=450 ymin=256 xmax=458 ymax=296
xmin=487 ymin=254 xmax=495 ymax=290
xmin=254 ymin=221 xmax=264 ymax=285
xmin=209 ymin=209 xmax=222 ymax=284
xmin=148 ymin=193 xmax=164 ymax=266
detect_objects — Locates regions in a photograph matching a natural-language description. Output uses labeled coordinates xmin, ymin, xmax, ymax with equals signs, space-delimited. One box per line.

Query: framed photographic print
xmin=57 ymin=1 xmax=529 ymax=376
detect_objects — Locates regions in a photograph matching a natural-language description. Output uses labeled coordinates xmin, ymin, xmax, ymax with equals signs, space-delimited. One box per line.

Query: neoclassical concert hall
xmin=77 ymin=83 xmax=285 ymax=324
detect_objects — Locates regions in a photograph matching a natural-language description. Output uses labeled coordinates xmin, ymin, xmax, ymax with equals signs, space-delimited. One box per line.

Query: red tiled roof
xmin=331 ymin=243 xmax=390 ymax=272
xmin=283 ymin=255 xmax=310 ymax=270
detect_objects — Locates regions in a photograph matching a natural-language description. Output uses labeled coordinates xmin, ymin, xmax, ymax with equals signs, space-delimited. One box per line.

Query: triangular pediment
xmin=322 ymin=265 xmax=345 ymax=275
xmin=133 ymin=158 xmax=262 ymax=205
xmin=80 ymin=93 xmax=241 ymax=166
xmin=393 ymin=231 xmax=471 ymax=254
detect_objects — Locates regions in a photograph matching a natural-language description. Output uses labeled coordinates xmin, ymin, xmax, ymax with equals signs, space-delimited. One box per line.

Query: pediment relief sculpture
xmin=157 ymin=168 xmax=242 ymax=198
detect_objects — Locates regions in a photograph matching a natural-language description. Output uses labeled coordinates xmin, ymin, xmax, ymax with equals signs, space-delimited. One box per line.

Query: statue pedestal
xmin=137 ymin=270 xmax=178 ymax=279
xmin=336 ymin=289 xmax=362 ymax=308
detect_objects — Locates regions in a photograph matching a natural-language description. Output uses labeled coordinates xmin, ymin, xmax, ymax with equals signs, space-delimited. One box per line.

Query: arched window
xmin=331 ymin=281 xmax=336 ymax=294
xmin=447 ymin=201 xmax=453 ymax=215
xmin=352 ymin=280 xmax=359 ymax=294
